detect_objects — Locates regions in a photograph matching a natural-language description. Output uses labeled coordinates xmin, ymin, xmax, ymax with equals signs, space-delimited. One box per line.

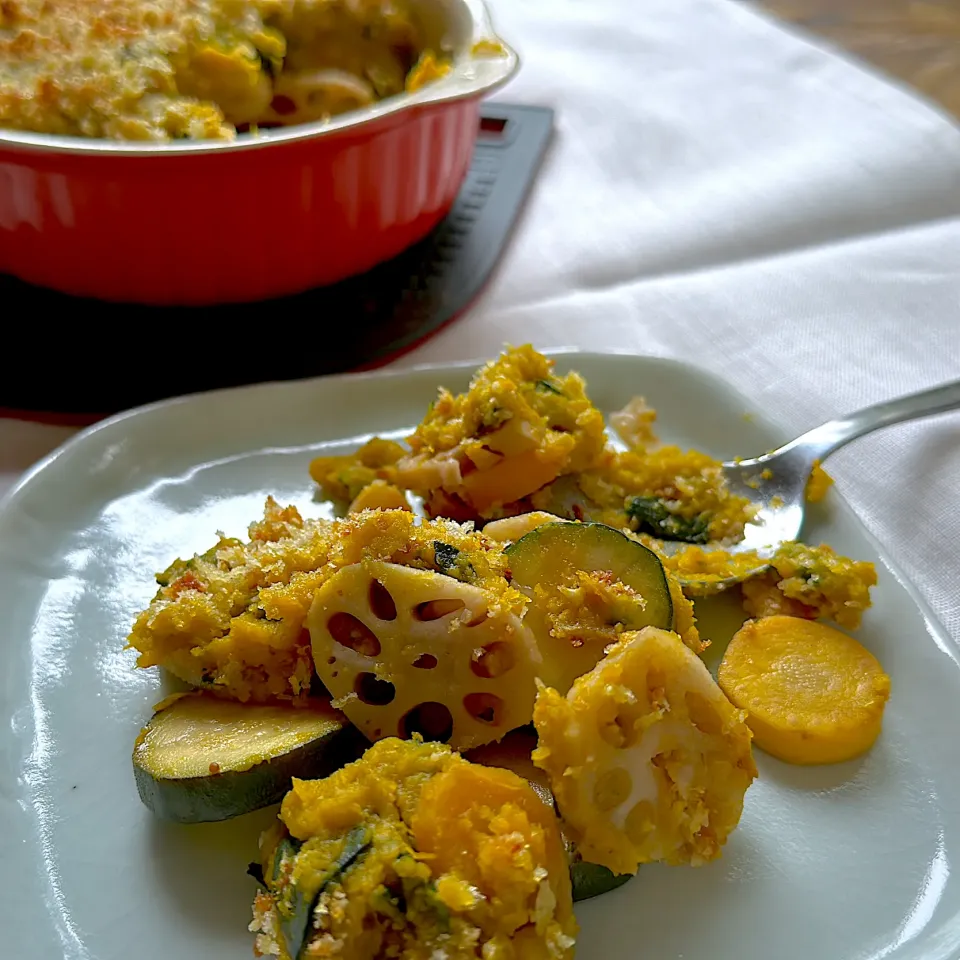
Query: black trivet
xmin=1 ymin=103 xmax=553 ymax=419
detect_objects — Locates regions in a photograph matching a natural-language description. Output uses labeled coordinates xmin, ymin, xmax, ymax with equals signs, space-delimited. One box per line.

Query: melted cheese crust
xmin=0 ymin=0 xmax=440 ymax=140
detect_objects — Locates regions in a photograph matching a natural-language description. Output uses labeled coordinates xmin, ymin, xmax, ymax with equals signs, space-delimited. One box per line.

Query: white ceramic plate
xmin=3 ymin=353 xmax=959 ymax=960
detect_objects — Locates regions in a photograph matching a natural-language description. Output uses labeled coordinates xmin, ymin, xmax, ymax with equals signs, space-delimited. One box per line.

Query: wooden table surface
xmin=757 ymin=0 xmax=960 ymax=118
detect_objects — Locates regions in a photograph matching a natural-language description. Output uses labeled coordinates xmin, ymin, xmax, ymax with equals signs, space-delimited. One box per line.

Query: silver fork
xmin=675 ymin=378 xmax=960 ymax=592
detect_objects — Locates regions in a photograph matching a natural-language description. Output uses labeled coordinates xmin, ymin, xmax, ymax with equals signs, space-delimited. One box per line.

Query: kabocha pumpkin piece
xmin=309 ymin=437 xmax=408 ymax=504
xmin=507 ymin=521 xmax=675 ymax=693
xmin=249 ymin=737 xmax=577 ymax=960
xmin=127 ymin=497 xmax=335 ymax=704
xmin=741 ymin=542 xmax=877 ymax=630
xmin=347 ymin=480 xmax=412 ymax=514
xmin=129 ymin=506 xmax=516 ymax=706
xmin=395 ymin=345 xmax=607 ymax=517
xmin=466 ymin=728 xmax=554 ymax=804
xmin=412 ymin=761 xmax=575 ymax=930
xmin=309 ymin=560 xmax=542 ymax=750
xmin=469 ymin=729 xmax=634 ymax=902
xmin=132 ymin=693 xmax=364 ymax=823
xmin=718 ymin=615 xmax=890 ymax=765
xmin=534 ymin=627 xmax=757 ymax=876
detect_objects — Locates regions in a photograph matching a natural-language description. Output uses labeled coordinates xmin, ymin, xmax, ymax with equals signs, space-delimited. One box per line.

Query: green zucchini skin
xmin=133 ymin=700 xmax=366 ymax=824
xmin=279 ymin=827 xmax=372 ymax=959
xmin=570 ymin=860 xmax=632 ymax=901
xmin=506 ymin=521 xmax=673 ymax=631
xmin=272 ymin=836 xmax=302 ymax=884
xmin=506 ymin=521 xmax=674 ymax=692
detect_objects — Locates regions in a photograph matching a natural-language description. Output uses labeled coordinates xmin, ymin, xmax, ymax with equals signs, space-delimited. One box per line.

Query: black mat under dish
xmin=1 ymin=103 xmax=554 ymax=418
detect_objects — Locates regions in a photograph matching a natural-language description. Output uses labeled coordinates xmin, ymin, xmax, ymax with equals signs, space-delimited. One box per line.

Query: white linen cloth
xmin=2 ymin=0 xmax=959 ymax=637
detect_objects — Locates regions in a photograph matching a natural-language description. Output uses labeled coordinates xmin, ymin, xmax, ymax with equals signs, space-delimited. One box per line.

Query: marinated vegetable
xmin=133 ymin=693 xmax=363 ymax=823
xmin=127 ymin=505 xmax=517 ymax=704
xmin=127 ymin=497 xmax=332 ymax=704
xmin=651 ymin=539 xmax=877 ymax=625
xmin=530 ymin=393 xmax=756 ymax=543
xmin=395 ymin=345 xmax=607 ymax=517
xmin=488 ymin=513 xmax=702 ymax=663
xmin=718 ymin=615 xmax=891 ymax=765
xmin=507 ymin=522 xmax=675 ymax=693
xmin=310 ymin=438 xmax=408 ymax=505
xmin=249 ymin=737 xmax=577 ymax=960
xmin=469 ymin=730 xmax=634 ymax=902
xmin=740 ymin=542 xmax=877 ymax=630
xmin=305 ymin=347 xmax=767 ymax=548
xmin=534 ymin=627 xmax=757 ymax=875
xmin=309 ymin=559 xmax=540 ymax=750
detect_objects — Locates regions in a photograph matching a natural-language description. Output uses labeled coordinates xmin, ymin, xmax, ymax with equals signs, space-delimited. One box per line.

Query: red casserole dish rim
xmin=0 ymin=0 xmax=519 ymax=157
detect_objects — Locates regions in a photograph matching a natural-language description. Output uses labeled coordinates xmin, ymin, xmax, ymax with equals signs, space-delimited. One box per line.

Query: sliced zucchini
xmin=507 ymin=521 xmax=673 ymax=623
xmin=467 ymin=729 xmax=634 ymax=902
xmin=506 ymin=522 xmax=674 ymax=691
xmin=133 ymin=693 xmax=365 ymax=823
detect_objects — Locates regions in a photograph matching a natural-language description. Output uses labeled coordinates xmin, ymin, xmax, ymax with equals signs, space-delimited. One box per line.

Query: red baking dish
xmin=0 ymin=0 xmax=518 ymax=306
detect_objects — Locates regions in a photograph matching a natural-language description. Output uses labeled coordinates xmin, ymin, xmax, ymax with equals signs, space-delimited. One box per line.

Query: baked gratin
xmin=0 ymin=0 xmax=446 ymax=140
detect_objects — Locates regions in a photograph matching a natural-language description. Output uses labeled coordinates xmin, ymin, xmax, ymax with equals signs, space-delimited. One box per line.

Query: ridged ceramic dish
xmin=0 ymin=0 xmax=518 ymax=305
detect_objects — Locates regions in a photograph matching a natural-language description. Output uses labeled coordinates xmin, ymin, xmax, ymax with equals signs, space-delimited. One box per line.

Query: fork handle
xmin=784 ymin=378 xmax=960 ymax=463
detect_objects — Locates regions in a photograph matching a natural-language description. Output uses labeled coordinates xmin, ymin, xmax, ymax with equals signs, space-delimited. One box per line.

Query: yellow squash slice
xmin=718 ymin=615 xmax=891 ymax=765
xmin=533 ymin=627 xmax=757 ymax=875
xmin=309 ymin=560 xmax=542 ymax=750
